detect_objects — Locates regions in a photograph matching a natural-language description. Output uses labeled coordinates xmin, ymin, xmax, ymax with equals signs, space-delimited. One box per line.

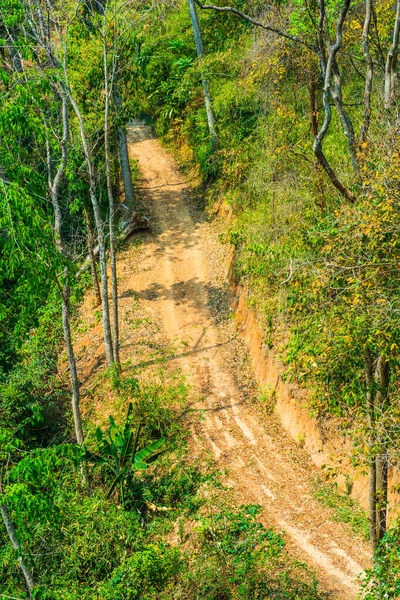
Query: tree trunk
xmin=376 ymin=453 xmax=388 ymax=541
xmin=113 ymin=142 xmax=120 ymax=200
xmin=104 ymin=39 xmax=120 ymax=367
xmin=365 ymin=350 xmax=378 ymax=552
xmin=330 ymin=58 xmax=360 ymax=176
xmin=47 ymin=86 xmax=85 ymax=446
xmin=27 ymin=0 xmax=114 ymax=367
xmin=360 ymin=0 xmax=374 ymax=142
xmin=67 ymin=90 xmax=115 ymax=367
xmin=375 ymin=354 xmax=390 ymax=541
xmin=313 ymin=0 xmax=356 ymax=202
xmin=61 ymin=277 xmax=84 ymax=444
xmin=188 ymin=0 xmax=219 ymax=152
xmin=109 ymin=213 xmax=120 ymax=366
xmin=6 ymin=39 xmax=23 ymax=73
xmin=5 ymin=28 xmax=24 ymax=73
xmin=113 ymin=82 xmax=135 ymax=212
xmin=313 ymin=143 xmax=356 ymax=202
xmin=384 ymin=0 xmax=400 ymax=107
xmin=85 ymin=206 xmax=101 ymax=306
xmin=1 ymin=500 xmax=35 ymax=598
xmin=90 ymin=183 xmax=115 ymax=367
xmin=308 ymin=71 xmax=326 ymax=208
xmin=309 ymin=71 xmax=318 ymax=138
xmin=369 ymin=458 xmax=377 ymax=552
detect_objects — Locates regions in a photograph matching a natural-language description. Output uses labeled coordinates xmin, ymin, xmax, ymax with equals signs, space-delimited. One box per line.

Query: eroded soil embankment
xmin=229 ymin=250 xmax=400 ymax=520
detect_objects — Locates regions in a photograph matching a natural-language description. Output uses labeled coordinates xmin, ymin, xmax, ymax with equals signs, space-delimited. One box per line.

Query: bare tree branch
xmin=313 ymin=0 xmax=357 ymax=202
xmin=193 ymin=0 xmax=316 ymax=51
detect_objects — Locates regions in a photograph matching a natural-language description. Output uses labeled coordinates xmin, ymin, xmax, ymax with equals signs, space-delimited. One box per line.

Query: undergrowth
xmin=312 ymin=477 xmax=369 ymax=540
xmin=1 ymin=368 xmax=326 ymax=599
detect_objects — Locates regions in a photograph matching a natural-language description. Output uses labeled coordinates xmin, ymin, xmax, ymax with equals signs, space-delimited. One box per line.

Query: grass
xmin=312 ymin=477 xmax=370 ymax=540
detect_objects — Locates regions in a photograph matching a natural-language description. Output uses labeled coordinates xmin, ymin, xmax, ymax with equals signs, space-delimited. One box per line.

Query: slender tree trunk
xmin=113 ymin=142 xmax=120 ymax=200
xmin=309 ymin=71 xmax=319 ymax=138
xmin=104 ymin=33 xmax=120 ymax=367
xmin=384 ymin=0 xmax=400 ymax=107
xmin=369 ymin=459 xmax=378 ymax=552
xmin=309 ymin=70 xmax=325 ymax=208
xmin=113 ymin=82 xmax=135 ymax=212
xmin=0 ymin=500 xmax=35 ymax=598
xmin=67 ymin=90 xmax=114 ymax=367
xmin=376 ymin=453 xmax=388 ymax=540
xmin=5 ymin=29 xmax=24 ymax=73
xmin=313 ymin=143 xmax=355 ymax=202
xmin=109 ymin=213 xmax=120 ymax=366
xmin=61 ymin=277 xmax=84 ymax=444
xmin=47 ymin=87 xmax=85 ymax=446
xmin=85 ymin=206 xmax=101 ymax=306
xmin=0 ymin=479 xmax=34 ymax=597
xmin=330 ymin=58 xmax=360 ymax=176
xmin=25 ymin=0 xmax=114 ymax=364
xmin=365 ymin=350 xmax=378 ymax=551
xmin=188 ymin=0 xmax=219 ymax=151
xmin=360 ymin=0 xmax=374 ymax=142
xmin=375 ymin=354 xmax=390 ymax=541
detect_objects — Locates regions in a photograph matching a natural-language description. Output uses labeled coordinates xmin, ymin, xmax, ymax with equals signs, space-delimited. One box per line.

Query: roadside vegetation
xmin=0 ymin=294 xmax=325 ymax=599
xmin=1 ymin=0 xmax=399 ymax=597
xmin=132 ymin=0 xmax=400 ymax=592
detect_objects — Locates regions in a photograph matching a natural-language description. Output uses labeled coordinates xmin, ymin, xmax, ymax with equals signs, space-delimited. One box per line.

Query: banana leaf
xmin=107 ymin=471 xmax=124 ymax=499
xmin=134 ymin=437 xmax=165 ymax=463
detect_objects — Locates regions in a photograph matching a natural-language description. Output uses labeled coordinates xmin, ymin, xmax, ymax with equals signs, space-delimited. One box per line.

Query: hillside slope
xmin=75 ymin=120 xmax=371 ymax=598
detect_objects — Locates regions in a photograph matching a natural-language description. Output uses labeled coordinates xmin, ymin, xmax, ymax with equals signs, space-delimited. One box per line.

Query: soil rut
xmin=98 ymin=121 xmax=371 ymax=597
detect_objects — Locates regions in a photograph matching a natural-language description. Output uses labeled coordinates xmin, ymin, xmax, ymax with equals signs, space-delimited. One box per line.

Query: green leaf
xmin=134 ymin=438 xmax=165 ymax=464
xmin=132 ymin=462 xmax=148 ymax=470
xmin=107 ymin=471 xmax=124 ymax=499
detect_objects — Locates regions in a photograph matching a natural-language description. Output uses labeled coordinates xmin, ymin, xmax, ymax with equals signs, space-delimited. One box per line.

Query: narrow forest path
xmin=122 ymin=121 xmax=371 ymax=598
xmin=76 ymin=120 xmax=371 ymax=598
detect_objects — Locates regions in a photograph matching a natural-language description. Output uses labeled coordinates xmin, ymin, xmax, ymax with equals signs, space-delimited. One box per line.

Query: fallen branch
xmin=281 ymin=258 xmax=294 ymax=284
xmin=76 ymin=213 xmax=149 ymax=278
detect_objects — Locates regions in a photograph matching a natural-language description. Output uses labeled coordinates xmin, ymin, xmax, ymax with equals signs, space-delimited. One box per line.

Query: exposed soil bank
xmin=229 ymin=269 xmax=400 ymax=521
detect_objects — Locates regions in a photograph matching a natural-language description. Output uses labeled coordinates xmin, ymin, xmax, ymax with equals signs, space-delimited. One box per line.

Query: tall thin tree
xmin=45 ymin=86 xmax=84 ymax=445
xmin=188 ymin=0 xmax=219 ymax=151
xmin=103 ymin=0 xmax=120 ymax=366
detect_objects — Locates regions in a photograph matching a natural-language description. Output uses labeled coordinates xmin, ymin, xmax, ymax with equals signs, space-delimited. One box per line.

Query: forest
xmin=0 ymin=0 xmax=399 ymax=597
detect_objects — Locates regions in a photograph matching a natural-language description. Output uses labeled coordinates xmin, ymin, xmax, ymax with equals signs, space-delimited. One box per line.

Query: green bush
xmin=101 ymin=545 xmax=182 ymax=600
xmin=362 ymin=524 xmax=400 ymax=599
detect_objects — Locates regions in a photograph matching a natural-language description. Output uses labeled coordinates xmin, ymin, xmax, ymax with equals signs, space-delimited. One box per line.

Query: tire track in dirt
xmin=126 ymin=121 xmax=370 ymax=598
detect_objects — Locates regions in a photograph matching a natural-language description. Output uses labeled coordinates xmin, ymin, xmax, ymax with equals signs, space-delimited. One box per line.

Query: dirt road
xmin=117 ymin=121 xmax=371 ymax=597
